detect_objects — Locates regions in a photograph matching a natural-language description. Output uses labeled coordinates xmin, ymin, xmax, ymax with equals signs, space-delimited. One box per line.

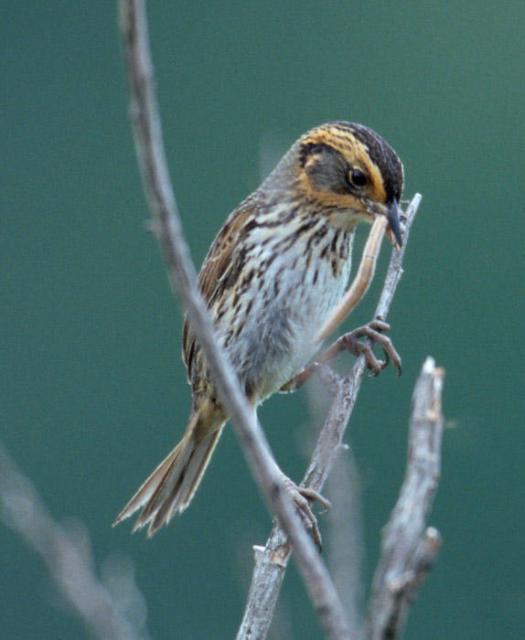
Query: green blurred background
xmin=3 ymin=1 xmax=524 ymax=638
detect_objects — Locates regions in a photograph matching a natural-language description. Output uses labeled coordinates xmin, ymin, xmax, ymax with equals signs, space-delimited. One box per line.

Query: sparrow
xmin=114 ymin=121 xmax=404 ymax=538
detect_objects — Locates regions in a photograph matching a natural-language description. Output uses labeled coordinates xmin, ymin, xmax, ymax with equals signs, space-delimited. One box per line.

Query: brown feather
xmin=182 ymin=198 xmax=256 ymax=382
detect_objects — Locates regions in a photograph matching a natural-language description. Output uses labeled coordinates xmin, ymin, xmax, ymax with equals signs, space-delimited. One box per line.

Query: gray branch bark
xmin=366 ymin=357 xmax=444 ymax=640
xmin=0 ymin=445 xmax=150 ymax=640
xmin=237 ymin=195 xmax=422 ymax=640
xmin=119 ymin=1 xmax=352 ymax=638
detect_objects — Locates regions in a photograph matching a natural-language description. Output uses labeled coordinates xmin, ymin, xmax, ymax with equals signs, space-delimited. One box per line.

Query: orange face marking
xmin=298 ymin=125 xmax=389 ymax=207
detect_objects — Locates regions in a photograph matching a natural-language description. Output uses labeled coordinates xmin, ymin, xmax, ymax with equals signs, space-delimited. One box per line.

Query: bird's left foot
xmin=280 ymin=318 xmax=401 ymax=393
xmin=281 ymin=476 xmax=331 ymax=550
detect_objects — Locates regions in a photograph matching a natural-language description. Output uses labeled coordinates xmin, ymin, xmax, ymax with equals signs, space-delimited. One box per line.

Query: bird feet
xmin=282 ymin=476 xmax=331 ymax=549
xmin=337 ymin=318 xmax=402 ymax=376
xmin=280 ymin=318 xmax=401 ymax=392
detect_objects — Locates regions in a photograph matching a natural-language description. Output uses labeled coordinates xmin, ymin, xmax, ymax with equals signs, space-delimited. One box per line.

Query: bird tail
xmin=113 ymin=412 xmax=224 ymax=536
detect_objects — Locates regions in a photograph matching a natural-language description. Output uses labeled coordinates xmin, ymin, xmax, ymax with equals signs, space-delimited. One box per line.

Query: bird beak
xmin=386 ymin=200 xmax=403 ymax=249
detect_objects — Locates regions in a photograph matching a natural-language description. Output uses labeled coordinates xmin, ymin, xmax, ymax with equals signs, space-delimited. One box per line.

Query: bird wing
xmin=181 ymin=198 xmax=256 ymax=383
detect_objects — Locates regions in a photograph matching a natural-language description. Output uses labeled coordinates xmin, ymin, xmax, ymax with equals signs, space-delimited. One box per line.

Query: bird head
xmin=294 ymin=121 xmax=404 ymax=246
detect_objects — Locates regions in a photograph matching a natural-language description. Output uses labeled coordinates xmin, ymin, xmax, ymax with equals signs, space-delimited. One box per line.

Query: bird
xmin=114 ymin=120 xmax=404 ymax=538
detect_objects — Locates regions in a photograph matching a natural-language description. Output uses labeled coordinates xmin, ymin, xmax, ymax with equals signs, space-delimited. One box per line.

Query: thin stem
xmin=118 ymin=1 xmax=351 ymax=638
xmin=237 ymin=194 xmax=422 ymax=640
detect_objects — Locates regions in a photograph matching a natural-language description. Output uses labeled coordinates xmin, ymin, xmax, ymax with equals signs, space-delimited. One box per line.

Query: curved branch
xmin=118 ymin=1 xmax=351 ymax=638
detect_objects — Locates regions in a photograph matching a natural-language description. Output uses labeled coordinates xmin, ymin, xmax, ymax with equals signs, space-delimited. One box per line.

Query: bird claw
xmin=339 ymin=318 xmax=402 ymax=376
xmin=282 ymin=477 xmax=330 ymax=549
xmin=279 ymin=319 xmax=401 ymax=393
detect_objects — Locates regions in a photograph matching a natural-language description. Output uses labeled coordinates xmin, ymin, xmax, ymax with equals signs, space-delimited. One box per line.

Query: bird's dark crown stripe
xmin=344 ymin=123 xmax=403 ymax=203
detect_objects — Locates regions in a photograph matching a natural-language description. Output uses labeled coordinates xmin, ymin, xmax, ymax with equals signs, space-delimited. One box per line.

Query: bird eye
xmin=349 ymin=168 xmax=368 ymax=188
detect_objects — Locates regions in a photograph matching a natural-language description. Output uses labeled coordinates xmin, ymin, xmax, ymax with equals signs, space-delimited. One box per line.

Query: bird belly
xmin=221 ymin=238 xmax=353 ymax=402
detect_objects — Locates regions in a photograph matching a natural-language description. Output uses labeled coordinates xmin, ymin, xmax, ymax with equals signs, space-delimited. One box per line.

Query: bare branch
xmin=0 ymin=445 xmax=149 ymax=640
xmin=366 ymin=357 xmax=445 ymax=640
xmin=307 ymin=379 xmax=365 ymax=636
xmin=237 ymin=195 xmax=422 ymax=640
xmin=118 ymin=1 xmax=352 ymax=638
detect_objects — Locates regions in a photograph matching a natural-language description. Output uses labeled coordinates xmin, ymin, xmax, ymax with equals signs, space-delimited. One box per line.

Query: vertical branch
xmin=118 ymin=2 xmax=351 ymax=638
xmin=308 ymin=376 xmax=365 ymax=635
xmin=237 ymin=195 xmax=422 ymax=640
xmin=366 ymin=358 xmax=445 ymax=639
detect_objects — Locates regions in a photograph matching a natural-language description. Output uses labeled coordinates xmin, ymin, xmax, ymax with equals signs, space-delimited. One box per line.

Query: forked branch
xmin=366 ymin=357 xmax=444 ymax=639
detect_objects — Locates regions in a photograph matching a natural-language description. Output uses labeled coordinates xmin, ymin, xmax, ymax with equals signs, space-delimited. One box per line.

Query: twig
xmin=366 ymin=357 xmax=444 ymax=640
xmin=0 ymin=445 xmax=149 ymax=640
xmin=237 ymin=194 xmax=422 ymax=640
xmin=118 ymin=2 xmax=352 ymax=638
xmin=307 ymin=380 xmax=365 ymax=636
